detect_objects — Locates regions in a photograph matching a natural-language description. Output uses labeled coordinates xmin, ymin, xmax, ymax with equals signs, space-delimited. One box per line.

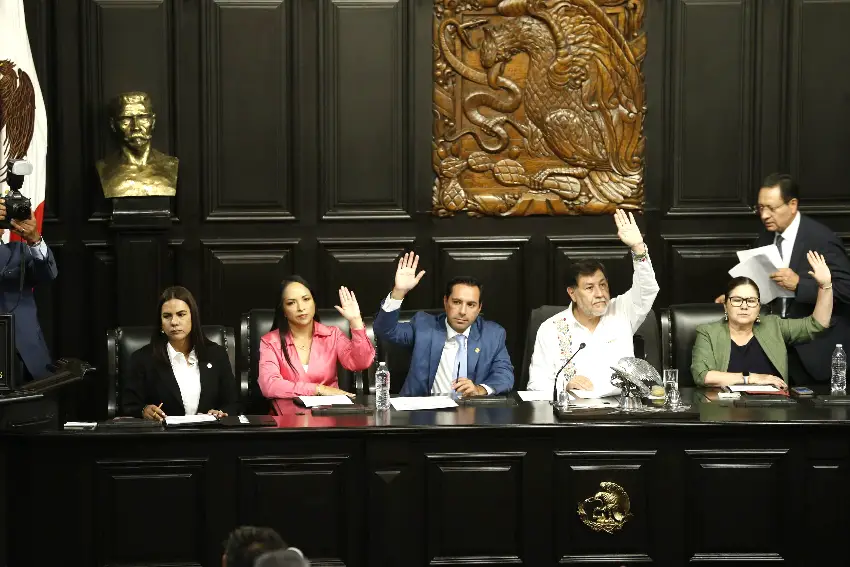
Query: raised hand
xmin=807 ymin=250 xmax=832 ymax=287
xmin=614 ymin=209 xmax=644 ymax=252
xmin=334 ymin=286 xmax=364 ymax=329
xmin=392 ymin=251 xmax=426 ymax=299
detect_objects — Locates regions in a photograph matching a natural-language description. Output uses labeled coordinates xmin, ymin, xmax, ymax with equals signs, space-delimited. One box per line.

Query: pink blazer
xmin=258 ymin=321 xmax=375 ymax=412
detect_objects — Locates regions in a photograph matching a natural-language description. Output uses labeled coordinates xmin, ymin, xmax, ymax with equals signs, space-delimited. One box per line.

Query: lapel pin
xmin=475 ymin=347 xmax=480 ymax=353
xmin=207 ymin=363 xmax=212 ymax=369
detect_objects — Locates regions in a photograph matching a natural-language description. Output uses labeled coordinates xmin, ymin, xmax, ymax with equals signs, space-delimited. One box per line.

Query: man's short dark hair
xmin=761 ymin=173 xmax=799 ymax=202
xmin=224 ymin=526 xmax=286 ymax=567
xmin=444 ymin=276 xmax=483 ymax=300
xmin=567 ymin=260 xmax=607 ymax=288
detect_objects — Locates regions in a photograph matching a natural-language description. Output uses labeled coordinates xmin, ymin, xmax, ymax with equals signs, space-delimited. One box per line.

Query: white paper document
xmin=567 ymin=398 xmax=620 ymax=408
xmin=727 ymin=384 xmax=779 ymax=393
xmin=390 ymin=397 xmax=459 ymax=411
xmin=517 ymin=390 xmax=554 ymax=402
xmin=737 ymin=244 xmax=784 ymax=268
xmin=164 ymin=414 xmax=218 ymax=426
xmin=297 ymin=395 xmax=353 ymax=407
xmin=570 ymin=386 xmax=621 ymax=399
xmin=64 ymin=421 xmax=97 ymax=429
xmin=729 ymin=251 xmax=793 ymax=304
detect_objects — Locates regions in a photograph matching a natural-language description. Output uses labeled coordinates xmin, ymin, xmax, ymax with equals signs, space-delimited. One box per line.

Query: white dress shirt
xmin=381 ymin=294 xmax=494 ymax=395
xmin=526 ymin=251 xmax=660 ymax=398
xmin=774 ymin=211 xmax=800 ymax=268
xmin=29 ymin=238 xmax=48 ymax=260
xmin=166 ymin=342 xmax=201 ymax=415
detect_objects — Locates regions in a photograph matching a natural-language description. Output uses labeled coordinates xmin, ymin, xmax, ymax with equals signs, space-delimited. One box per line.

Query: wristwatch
xmin=742 ymin=371 xmax=749 ymax=385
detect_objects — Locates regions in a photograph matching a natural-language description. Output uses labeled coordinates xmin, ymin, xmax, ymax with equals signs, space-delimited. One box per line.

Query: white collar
xmin=778 ymin=211 xmax=801 ymax=242
xmin=444 ymin=319 xmax=471 ymax=340
xmin=564 ymin=302 xmax=606 ymax=331
xmin=166 ymin=342 xmax=197 ymax=365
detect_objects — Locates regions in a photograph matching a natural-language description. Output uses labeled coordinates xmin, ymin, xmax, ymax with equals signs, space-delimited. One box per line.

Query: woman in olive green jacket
xmin=691 ymin=251 xmax=833 ymax=388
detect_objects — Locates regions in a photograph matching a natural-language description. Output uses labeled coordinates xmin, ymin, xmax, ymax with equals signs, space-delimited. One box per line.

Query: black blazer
xmin=121 ymin=341 xmax=242 ymax=417
xmin=754 ymin=214 xmax=850 ymax=381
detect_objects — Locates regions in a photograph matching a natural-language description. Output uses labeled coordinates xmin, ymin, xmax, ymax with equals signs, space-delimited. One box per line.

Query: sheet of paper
xmin=737 ymin=244 xmax=784 ymax=269
xmin=390 ymin=396 xmax=458 ymax=411
xmin=64 ymin=421 xmax=97 ymax=428
xmin=570 ymin=386 xmax=621 ymax=399
xmin=297 ymin=395 xmax=353 ymax=407
xmin=164 ymin=414 xmax=218 ymax=426
xmin=729 ymin=255 xmax=793 ymax=303
xmin=727 ymin=384 xmax=779 ymax=393
xmin=517 ymin=390 xmax=554 ymax=402
xmin=567 ymin=398 xmax=620 ymax=408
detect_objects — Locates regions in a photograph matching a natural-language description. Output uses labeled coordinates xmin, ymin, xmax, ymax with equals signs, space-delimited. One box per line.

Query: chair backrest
xmin=374 ymin=309 xmax=444 ymax=394
xmin=517 ymin=305 xmax=661 ymax=391
xmin=661 ymin=303 xmax=726 ymax=387
xmin=239 ymin=309 xmax=376 ymax=414
xmin=106 ymin=325 xmax=235 ymax=418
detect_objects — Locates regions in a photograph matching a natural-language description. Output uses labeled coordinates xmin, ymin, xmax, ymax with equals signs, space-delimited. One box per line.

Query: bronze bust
xmin=96 ymin=92 xmax=178 ymax=198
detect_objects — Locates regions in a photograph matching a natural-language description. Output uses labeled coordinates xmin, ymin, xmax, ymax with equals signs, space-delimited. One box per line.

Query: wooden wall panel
xmin=668 ymin=0 xmax=756 ymax=215
xmin=665 ymin=235 xmax=757 ymax=304
xmin=788 ymin=0 xmax=850 ymax=214
xmin=320 ymin=0 xmax=409 ymax=219
xmin=202 ymin=0 xmax=294 ymax=220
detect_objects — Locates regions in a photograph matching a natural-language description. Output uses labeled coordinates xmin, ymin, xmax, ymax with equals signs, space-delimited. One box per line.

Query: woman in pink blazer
xmin=258 ymin=276 xmax=375 ymax=412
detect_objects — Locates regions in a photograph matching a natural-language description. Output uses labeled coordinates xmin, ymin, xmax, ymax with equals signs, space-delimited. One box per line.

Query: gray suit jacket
xmin=0 ymin=241 xmax=58 ymax=380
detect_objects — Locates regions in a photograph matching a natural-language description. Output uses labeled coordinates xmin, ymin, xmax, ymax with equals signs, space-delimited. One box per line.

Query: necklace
xmin=293 ymin=338 xmax=312 ymax=352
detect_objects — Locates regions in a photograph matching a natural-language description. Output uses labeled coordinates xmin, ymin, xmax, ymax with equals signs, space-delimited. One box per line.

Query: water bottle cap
xmin=838 ymin=344 xmax=843 ymax=347
xmin=378 ymin=361 xmax=388 ymax=367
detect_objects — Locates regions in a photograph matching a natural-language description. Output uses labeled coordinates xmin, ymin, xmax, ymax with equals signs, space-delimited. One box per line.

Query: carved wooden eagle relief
xmin=432 ymin=0 xmax=646 ymax=217
xmin=0 ymin=59 xmax=36 ymax=183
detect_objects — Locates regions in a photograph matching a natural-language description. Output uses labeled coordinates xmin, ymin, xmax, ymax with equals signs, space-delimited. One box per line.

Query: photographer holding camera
xmin=0 ymin=159 xmax=58 ymax=381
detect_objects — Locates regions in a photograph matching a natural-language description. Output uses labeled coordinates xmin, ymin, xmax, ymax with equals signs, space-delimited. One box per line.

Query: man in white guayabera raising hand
xmin=527 ymin=210 xmax=660 ymax=398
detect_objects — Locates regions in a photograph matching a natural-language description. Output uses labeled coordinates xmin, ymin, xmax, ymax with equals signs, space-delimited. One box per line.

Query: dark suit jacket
xmin=0 ymin=241 xmax=58 ymax=380
xmin=754 ymin=214 xmax=850 ymax=381
xmin=121 ymin=341 xmax=242 ymax=417
xmin=373 ymin=305 xmax=515 ymax=396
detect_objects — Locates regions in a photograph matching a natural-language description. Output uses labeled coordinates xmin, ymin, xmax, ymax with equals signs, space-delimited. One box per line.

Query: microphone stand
xmin=552 ymin=343 xmax=586 ymax=408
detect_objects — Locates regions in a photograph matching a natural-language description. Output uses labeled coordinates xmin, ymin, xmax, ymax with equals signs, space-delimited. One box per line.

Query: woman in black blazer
xmin=121 ymin=286 xmax=242 ymax=421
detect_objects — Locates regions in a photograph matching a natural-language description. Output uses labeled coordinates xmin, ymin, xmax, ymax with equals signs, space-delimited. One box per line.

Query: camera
xmin=1 ymin=159 xmax=33 ymax=229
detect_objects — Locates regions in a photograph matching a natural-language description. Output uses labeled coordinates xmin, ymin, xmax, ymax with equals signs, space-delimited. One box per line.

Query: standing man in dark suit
xmin=717 ymin=173 xmax=850 ymax=383
xmin=0 ymin=199 xmax=58 ymax=381
xmin=373 ymin=253 xmax=515 ymax=397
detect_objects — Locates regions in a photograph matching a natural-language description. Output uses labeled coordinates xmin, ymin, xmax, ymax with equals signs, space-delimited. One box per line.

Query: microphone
xmin=553 ymin=343 xmax=586 ymax=404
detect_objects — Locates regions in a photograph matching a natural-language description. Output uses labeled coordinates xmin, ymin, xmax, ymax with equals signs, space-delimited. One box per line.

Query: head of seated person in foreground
xmin=691 ymin=251 xmax=833 ymax=390
xmin=254 ymin=548 xmax=310 ymax=567
xmin=121 ymin=285 xmax=242 ymax=420
xmin=257 ymin=275 xmax=375 ymax=407
xmin=222 ymin=525 xmax=286 ymax=567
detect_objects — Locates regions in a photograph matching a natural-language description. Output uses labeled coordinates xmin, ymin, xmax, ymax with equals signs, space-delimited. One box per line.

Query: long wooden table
xmin=3 ymin=389 xmax=850 ymax=566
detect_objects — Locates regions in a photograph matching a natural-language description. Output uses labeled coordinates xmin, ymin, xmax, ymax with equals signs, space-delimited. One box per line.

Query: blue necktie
xmin=453 ymin=334 xmax=467 ymax=383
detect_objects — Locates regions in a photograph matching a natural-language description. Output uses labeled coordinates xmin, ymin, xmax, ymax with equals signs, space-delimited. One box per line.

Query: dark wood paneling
xmin=202 ymin=0 xmax=295 ymax=221
xmin=788 ymin=0 xmax=850 ymax=214
xmin=317 ymin=238 xmax=414 ymax=309
xmin=433 ymin=238 xmax=529 ymax=365
xmin=238 ymin=454 xmax=355 ymax=565
xmin=554 ymin=451 xmax=657 ymax=564
xmin=425 ymin=452 xmax=526 ymax=563
xmin=320 ymin=0 xmax=410 ymax=220
xmin=665 ymin=235 xmax=757 ymax=304
xmin=685 ymin=449 xmax=789 ymax=562
xmin=547 ymin=236 xmax=633 ymax=305
xmin=668 ymin=0 xmax=756 ymax=215
xmin=95 ymin=458 xmax=207 ymax=567
xmin=83 ymin=0 xmax=177 ymax=203
xmin=201 ymin=239 xmax=298 ymax=330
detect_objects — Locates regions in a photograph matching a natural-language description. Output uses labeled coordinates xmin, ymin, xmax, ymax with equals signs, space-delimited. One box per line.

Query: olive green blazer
xmin=690 ymin=314 xmax=826 ymax=386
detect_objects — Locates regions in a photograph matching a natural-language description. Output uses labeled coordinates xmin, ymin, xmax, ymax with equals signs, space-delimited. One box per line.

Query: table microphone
xmin=552 ymin=342 xmax=586 ymax=403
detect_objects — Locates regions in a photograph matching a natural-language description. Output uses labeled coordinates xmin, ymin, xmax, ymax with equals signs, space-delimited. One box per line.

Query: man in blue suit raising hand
xmin=373 ymin=252 xmax=514 ymax=397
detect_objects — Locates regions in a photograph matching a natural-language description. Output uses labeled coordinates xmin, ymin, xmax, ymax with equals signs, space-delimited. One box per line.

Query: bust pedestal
xmin=108 ymin=197 xmax=173 ymax=325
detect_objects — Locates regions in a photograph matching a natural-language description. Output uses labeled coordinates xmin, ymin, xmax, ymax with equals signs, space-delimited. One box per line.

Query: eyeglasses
xmin=753 ymin=202 xmax=788 ymax=214
xmin=728 ymin=296 xmax=759 ymax=307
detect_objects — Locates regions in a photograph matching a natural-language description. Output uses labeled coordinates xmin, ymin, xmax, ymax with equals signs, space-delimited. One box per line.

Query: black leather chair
xmin=517 ymin=305 xmax=661 ymax=391
xmin=239 ymin=309 xmax=376 ymax=414
xmin=660 ymin=304 xmax=725 ymax=387
xmin=106 ymin=325 xmax=236 ymax=418
xmin=373 ymin=309 xmax=452 ymax=394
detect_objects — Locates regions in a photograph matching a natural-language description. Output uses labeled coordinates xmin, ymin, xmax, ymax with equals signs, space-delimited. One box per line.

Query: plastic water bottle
xmin=832 ymin=345 xmax=847 ymax=394
xmin=375 ymin=362 xmax=391 ymax=410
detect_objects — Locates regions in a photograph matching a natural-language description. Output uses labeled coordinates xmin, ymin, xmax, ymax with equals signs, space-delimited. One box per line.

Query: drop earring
xmin=756 ymin=315 xmax=761 ymax=324
xmin=723 ymin=311 xmax=728 ymax=321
